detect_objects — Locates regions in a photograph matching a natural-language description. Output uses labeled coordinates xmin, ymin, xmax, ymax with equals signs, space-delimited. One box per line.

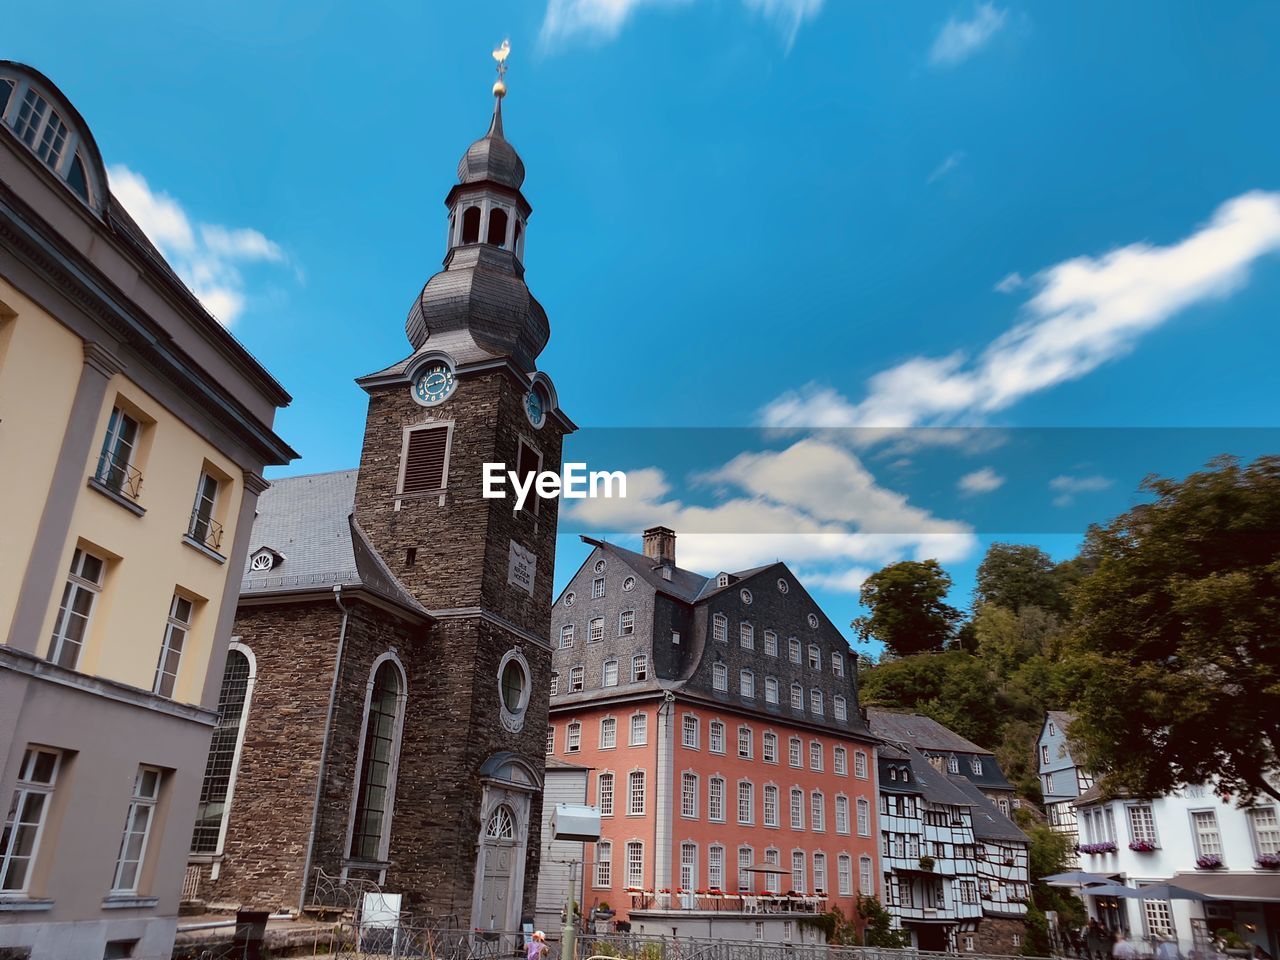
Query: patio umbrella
xmin=1084 ymin=883 xmax=1216 ymax=901
xmin=745 ymin=864 xmax=791 ymax=874
xmin=1044 ymin=871 xmax=1118 ymax=887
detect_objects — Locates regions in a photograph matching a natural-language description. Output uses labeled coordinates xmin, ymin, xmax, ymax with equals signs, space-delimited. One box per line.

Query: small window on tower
xmin=461 ymin=206 xmax=481 ymax=244
xmin=399 ymin=425 xmax=450 ymax=495
xmin=487 ymin=208 xmax=509 ymax=247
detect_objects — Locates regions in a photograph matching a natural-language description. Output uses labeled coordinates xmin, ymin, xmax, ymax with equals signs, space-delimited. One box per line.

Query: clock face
xmin=524 ymin=386 xmax=546 ymax=428
xmin=413 ymin=362 xmax=455 ymax=406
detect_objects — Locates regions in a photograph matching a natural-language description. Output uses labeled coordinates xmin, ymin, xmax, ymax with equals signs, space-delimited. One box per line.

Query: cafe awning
xmin=1170 ymin=872 xmax=1280 ymax=903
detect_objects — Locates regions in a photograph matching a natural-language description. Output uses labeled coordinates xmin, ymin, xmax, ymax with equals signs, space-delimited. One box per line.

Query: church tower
xmin=351 ymin=48 xmax=574 ymax=929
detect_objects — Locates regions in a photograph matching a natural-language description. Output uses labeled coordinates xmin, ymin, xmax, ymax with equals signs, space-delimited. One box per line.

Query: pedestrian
xmin=1114 ymin=932 xmax=1138 ymax=960
xmin=1156 ymin=937 xmax=1181 ymax=960
xmin=527 ymin=930 xmax=548 ymax=960
xmin=1070 ymin=927 xmax=1084 ymax=958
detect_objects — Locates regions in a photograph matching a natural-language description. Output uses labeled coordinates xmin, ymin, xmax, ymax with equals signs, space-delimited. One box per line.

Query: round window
xmin=564 ymin=591 xmax=576 ymax=607
xmin=740 ymin=588 xmax=753 ymax=605
xmin=501 ymin=660 xmax=526 ymax=713
xmin=808 ymin=613 xmax=820 ymax=629
xmin=777 ymin=578 xmax=789 ymax=593
xmin=594 ymin=559 xmax=606 ymax=574
xmin=623 ymin=576 xmax=636 ymax=592
xmin=497 ymin=649 xmax=532 ymax=732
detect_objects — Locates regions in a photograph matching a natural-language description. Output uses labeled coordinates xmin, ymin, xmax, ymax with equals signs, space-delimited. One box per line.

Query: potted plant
xmin=596 ymin=901 xmax=615 ymax=920
xmin=1215 ymin=929 xmax=1252 ymax=958
xmin=1129 ymin=840 xmax=1158 ymax=853
xmin=1078 ymin=841 xmax=1117 ymax=855
xmin=918 ymin=855 xmax=936 ymax=872
xmin=1196 ymin=855 xmax=1224 ymax=870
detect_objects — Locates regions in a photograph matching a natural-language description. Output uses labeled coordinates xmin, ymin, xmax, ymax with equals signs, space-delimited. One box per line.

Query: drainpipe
xmin=299 ymin=584 xmax=351 ymax=913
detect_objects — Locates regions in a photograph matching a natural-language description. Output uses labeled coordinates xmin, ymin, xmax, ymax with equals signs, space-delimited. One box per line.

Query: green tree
xmin=974 ymin=543 xmax=1070 ymax=617
xmin=973 ymin=604 xmax=1064 ymax=680
xmin=1017 ymin=812 xmax=1086 ymax=953
xmin=859 ymin=650 xmax=1001 ymax=747
xmin=853 ymin=894 xmax=909 ymax=948
xmin=853 ymin=560 xmax=963 ymax=656
xmin=1068 ymin=455 xmax=1280 ymax=804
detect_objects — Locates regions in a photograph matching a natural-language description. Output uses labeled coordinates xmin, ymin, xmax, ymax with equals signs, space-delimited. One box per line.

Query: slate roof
xmin=239 ymin=470 xmax=428 ymax=617
xmin=579 ymin=538 xmax=713 ymax=603
xmin=457 ymin=100 xmax=525 ymax=190
xmin=880 ymin=742 xmax=977 ymax=807
xmin=949 ymin=777 xmax=1030 ymax=843
xmin=868 ymin=709 xmax=990 ymax=755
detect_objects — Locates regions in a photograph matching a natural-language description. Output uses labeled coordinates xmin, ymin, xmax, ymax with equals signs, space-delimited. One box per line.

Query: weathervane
xmin=492 ymin=39 xmax=510 ymax=99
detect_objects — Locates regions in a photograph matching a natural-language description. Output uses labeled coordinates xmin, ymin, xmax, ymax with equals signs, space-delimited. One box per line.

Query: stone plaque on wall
xmin=507 ymin=541 xmax=536 ymax=595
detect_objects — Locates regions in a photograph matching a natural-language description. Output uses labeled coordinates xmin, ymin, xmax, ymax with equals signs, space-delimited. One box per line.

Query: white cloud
xmin=564 ymin=437 xmax=978 ymax=592
xmin=995 ymin=271 xmax=1024 ymax=293
xmin=1049 ymin=473 xmax=1111 ymax=507
xmin=930 ymin=3 xmax=1007 ymax=67
xmin=958 ymin=467 xmax=1004 ymax=494
xmin=762 ymin=191 xmax=1280 ymax=430
xmin=107 ymin=165 xmax=289 ymax=326
xmin=928 ymin=151 xmax=965 ymax=184
xmin=539 ymin=0 xmax=823 ymax=50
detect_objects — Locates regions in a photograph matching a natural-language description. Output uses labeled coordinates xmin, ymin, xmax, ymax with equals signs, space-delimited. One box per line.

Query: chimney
xmin=642 ymin=526 xmax=676 ymax=566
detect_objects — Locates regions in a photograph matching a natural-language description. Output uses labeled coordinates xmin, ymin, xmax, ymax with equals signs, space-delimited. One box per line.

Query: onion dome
xmin=457 ymin=99 xmax=525 ymax=190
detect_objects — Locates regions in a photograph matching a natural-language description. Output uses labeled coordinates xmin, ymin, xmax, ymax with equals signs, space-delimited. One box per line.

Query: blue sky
xmin=10 ymin=1 xmax=1280 ymax=650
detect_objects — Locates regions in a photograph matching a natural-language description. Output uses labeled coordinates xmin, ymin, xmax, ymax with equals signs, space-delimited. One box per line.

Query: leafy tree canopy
xmin=859 ymin=650 xmax=1002 ymax=746
xmin=975 ymin=542 xmax=1071 ymax=617
xmin=853 ymin=559 xmax=962 ymax=656
xmin=1068 ymin=455 xmax=1280 ymax=804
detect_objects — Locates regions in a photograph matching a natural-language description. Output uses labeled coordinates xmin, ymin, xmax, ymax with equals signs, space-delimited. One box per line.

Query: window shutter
xmin=401 ymin=426 xmax=449 ymax=494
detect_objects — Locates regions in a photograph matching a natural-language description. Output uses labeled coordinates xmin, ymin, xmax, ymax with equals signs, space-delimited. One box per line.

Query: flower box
xmin=1257 ymin=854 xmax=1280 ymax=870
xmin=1129 ymin=840 xmax=1158 ymax=853
xmin=1078 ymin=842 xmax=1117 ymax=855
xmin=1196 ymin=855 xmax=1223 ymax=870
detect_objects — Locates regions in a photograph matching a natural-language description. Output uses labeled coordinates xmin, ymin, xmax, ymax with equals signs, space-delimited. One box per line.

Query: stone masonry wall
xmin=198 ymin=600 xmax=342 ymax=911
xmin=977 ymin=915 xmax=1029 ymax=955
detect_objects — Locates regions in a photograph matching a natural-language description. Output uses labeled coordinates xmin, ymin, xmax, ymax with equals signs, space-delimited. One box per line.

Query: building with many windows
xmin=0 ymin=61 xmax=295 ymax=959
xmin=1072 ymin=782 xmax=1280 ymax=958
xmin=1036 ymin=710 xmax=1094 ymax=865
xmin=543 ymin=529 xmax=880 ymax=940
xmin=181 ymin=76 xmax=575 ymax=937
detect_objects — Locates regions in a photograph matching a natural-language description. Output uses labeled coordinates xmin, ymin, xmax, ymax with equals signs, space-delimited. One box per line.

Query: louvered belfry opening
xmin=401 ymin=425 xmax=449 ymax=494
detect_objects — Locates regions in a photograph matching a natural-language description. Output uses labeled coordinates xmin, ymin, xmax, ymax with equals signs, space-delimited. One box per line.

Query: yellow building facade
xmin=0 ymin=61 xmax=294 ymax=960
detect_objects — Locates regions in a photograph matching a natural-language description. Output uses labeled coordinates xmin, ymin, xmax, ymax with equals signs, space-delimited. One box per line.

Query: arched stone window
xmin=190 ymin=643 xmax=255 ymax=854
xmin=461 ymin=206 xmax=482 ymax=244
xmin=487 ymin=207 xmax=509 ymax=247
xmin=348 ymin=656 xmax=407 ymax=862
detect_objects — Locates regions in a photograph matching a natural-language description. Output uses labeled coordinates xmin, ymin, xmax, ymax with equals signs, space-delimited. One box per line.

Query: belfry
xmin=184 ymin=44 xmax=574 ymax=933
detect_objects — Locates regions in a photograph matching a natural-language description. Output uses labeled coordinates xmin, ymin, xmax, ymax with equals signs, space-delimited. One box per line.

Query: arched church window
xmin=461 ymin=206 xmax=481 ymax=244
xmin=190 ymin=646 xmax=254 ymax=854
xmin=487 ymin=208 xmax=509 ymax=247
xmin=350 ymin=659 xmax=405 ymax=861
xmin=486 ymin=804 xmax=516 ymax=841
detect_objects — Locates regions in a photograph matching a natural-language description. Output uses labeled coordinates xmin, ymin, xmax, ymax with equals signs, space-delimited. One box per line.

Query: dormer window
xmin=249 ymin=548 xmax=281 ymax=572
xmin=0 ymin=72 xmax=101 ymax=208
xmin=717 ymin=574 xmax=729 ymax=588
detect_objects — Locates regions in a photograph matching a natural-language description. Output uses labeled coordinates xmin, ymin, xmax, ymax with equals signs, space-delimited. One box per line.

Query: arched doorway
xmin=471 ymin=753 xmax=541 ymax=936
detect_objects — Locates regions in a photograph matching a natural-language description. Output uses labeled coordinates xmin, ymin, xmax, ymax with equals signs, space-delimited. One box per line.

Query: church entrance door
xmin=478 ymin=804 xmax=517 ymax=932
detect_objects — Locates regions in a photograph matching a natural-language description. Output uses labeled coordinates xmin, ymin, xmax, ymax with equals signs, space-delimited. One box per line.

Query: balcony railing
xmin=187 ymin=510 xmax=224 ymax=552
xmin=93 ymin=452 xmax=143 ymax=500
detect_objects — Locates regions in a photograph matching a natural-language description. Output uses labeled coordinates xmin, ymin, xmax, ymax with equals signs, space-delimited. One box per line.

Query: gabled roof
xmin=881 ymin=742 xmax=978 ymax=807
xmin=867 ymin=709 xmax=990 ymax=755
xmin=949 ymin=777 xmax=1030 ymax=843
xmin=239 ymin=469 xmax=428 ymax=618
xmin=578 ymin=537 xmax=712 ymax=603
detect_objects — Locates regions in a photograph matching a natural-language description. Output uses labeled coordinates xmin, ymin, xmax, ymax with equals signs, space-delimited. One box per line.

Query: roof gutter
xmin=298 ymin=584 xmax=350 ymax=913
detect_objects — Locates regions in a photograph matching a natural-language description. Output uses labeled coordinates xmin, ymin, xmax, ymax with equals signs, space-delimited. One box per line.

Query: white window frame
xmin=808 ymin=644 xmax=821 ymax=670
xmin=764 ymin=630 xmax=778 ymax=657
xmin=569 ymin=665 xmax=584 ymax=692
xmin=153 ymin=592 xmax=194 ymax=698
xmin=790 ymin=683 xmax=803 ymax=710
xmin=813 ymin=852 xmax=827 ymax=895
xmin=835 ymin=794 xmax=850 ymax=835
xmin=740 ymin=622 xmax=754 ymax=650
xmin=1190 ymin=809 xmax=1223 ymax=859
xmin=838 ymin=854 xmax=853 ymax=896
xmin=709 ymin=777 xmax=725 ymax=822
xmin=549 ymin=672 xmax=559 ymax=696
xmin=790 ymin=788 xmax=805 ymax=830
xmin=632 ymin=654 xmax=648 ymax=682
xmin=589 ymin=618 xmax=604 ymax=643
xmin=595 ymin=840 xmax=612 ymax=887
xmin=619 ymin=609 xmax=635 ymax=636
xmin=598 ymin=772 xmax=614 ymax=817
xmin=832 ymin=652 xmax=845 ymax=677
xmin=190 ymin=642 xmax=256 ymax=856
xmin=682 ymin=772 xmax=699 ymax=819
xmin=810 ymin=740 xmax=823 ymax=772
xmin=600 ymin=717 xmax=617 ymax=750
xmin=1248 ymin=806 xmax=1280 ymax=857
xmin=567 ymin=721 xmax=582 ymax=752
xmin=764 ymin=676 xmax=779 ymax=704
xmin=709 ymin=720 xmax=725 ymax=754
xmin=628 ymin=770 xmax=646 ymax=815
xmin=344 ymin=654 xmax=408 ymax=864
xmin=626 ymin=840 xmax=644 ymax=887
xmin=1128 ymin=802 xmax=1159 ymax=846
xmin=111 ymin=766 xmax=162 ymax=894
xmin=630 ymin=713 xmax=648 ymax=746
xmin=763 ymin=732 xmax=778 ymax=764
xmin=738 ymin=780 xmax=754 ymax=825
xmin=811 ymin=689 xmax=824 ymax=716
xmin=712 ymin=613 xmax=728 ymax=642
xmin=859 ymin=856 xmax=873 ymax=894
xmin=602 ymin=659 xmax=619 ymax=687
xmin=591 ymin=577 xmax=605 ymax=599
xmin=854 ymin=750 xmax=868 ymax=779
xmin=791 ymin=850 xmax=806 ymax=893
xmin=834 ymin=746 xmax=847 ymax=776
xmin=708 ymin=843 xmax=725 ymax=889
xmin=0 ymin=748 xmax=61 ymax=894
xmin=811 ymin=791 xmax=825 ymax=832
xmin=559 ymin=624 xmax=574 ymax=649
xmin=738 ymin=725 xmax=753 ymax=760
xmin=712 ymin=662 xmax=728 ymax=691
xmin=740 ymin=669 xmax=755 ymax=699
xmin=834 ymin=696 xmax=847 ymax=722
xmin=48 ymin=547 xmax=104 ymax=669
xmin=682 ymin=714 xmax=700 ymax=749
xmin=764 ymin=784 xmax=779 ymax=827
xmin=788 ymin=637 xmax=802 ymax=664
xmin=788 ymin=737 xmax=802 ymax=768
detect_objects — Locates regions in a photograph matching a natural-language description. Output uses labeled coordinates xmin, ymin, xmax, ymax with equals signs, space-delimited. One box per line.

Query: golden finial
xmin=492 ymin=39 xmax=510 ymax=98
